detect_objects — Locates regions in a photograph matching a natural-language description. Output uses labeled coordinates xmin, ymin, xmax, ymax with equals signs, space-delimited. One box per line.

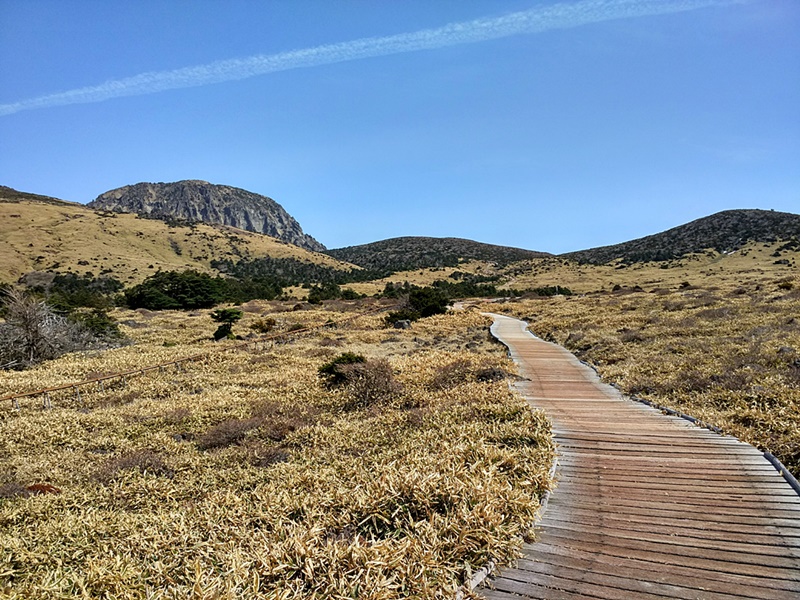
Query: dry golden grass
xmin=502 ymin=241 xmax=799 ymax=294
xmin=0 ymin=199 xmax=355 ymax=285
xmin=0 ymin=303 xmax=553 ymax=599
xmin=486 ymin=267 xmax=800 ymax=476
xmin=346 ymin=261 xmax=497 ymax=297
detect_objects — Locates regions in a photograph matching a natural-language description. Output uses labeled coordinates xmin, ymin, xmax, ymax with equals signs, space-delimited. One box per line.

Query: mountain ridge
xmin=563 ymin=209 xmax=800 ymax=264
xmin=326 ymin=236 xmax=551 ymax=273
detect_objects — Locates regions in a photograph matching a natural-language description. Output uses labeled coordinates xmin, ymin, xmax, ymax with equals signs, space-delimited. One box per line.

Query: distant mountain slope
xmin=89 ymin=180 xmax=325 ymax=252
xmin=327 ymin=237 xmax=550 ymax=273
xmin=0 ymin=186 xmax=351 ymax=285
xmin=0 ymin=185 xmax=81 ymax=207
xmin=565 ymin=209 xmax=800 ymax=264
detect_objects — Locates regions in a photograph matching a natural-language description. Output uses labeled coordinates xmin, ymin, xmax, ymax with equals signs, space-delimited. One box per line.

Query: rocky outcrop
xmin=89 ymin=180 xmax=325 ymax=252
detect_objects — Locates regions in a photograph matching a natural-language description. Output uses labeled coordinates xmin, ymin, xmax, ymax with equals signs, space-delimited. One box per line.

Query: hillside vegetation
xmin=565 ymin=209 xmax=800 ymax=264
xmin=326 ymin=236 xmax=550 ymax=273
xmin=0 ymin=188 xmax=354 ymax=286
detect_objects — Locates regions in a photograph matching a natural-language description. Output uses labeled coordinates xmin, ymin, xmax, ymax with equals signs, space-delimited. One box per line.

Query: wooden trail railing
xmin=2 ymin=304 xmax=391 ymax=411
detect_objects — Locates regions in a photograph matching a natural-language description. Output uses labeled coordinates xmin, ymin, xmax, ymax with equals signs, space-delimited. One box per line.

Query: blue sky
xmin=1 ymin=0 xmax=797 ymax=253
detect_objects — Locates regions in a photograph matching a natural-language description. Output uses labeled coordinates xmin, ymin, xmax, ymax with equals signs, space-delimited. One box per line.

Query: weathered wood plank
xmin=513 ymin=554 xmax=799 ymax=600
xmin=523 ymin=542 xmax=800 ymax=594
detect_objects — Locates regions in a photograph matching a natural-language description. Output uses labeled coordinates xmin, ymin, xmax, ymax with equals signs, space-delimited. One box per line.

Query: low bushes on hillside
xmin=124 ymin=270 xmax=283 ymax=310
xmin=0 ymin=289 xmax=122 ymax=370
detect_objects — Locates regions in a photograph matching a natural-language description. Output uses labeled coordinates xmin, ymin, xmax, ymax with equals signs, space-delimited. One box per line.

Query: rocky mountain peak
xmin=88 ymin=180 xmax=325 ymax=252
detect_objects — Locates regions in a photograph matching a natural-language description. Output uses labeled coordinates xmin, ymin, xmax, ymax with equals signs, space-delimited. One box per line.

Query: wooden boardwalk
xmin=478 ymin=314 xmax=800 ymax=600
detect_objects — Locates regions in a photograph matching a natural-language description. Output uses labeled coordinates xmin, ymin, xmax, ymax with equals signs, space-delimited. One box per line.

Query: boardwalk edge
xmin=457 ymin=313 xmax=560 ymax=599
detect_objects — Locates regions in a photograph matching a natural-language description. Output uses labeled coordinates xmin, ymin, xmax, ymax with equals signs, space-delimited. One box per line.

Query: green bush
xmin=68 ymin=308 xmax=122 ymax=339
xmin=318 ymin=352 xmax=366 ymax=386
xmin=410 ymin=287 xmax=450 ymax=317
xmin=125 ymin=270 xmax=225 ymax=310
xmin=385 ymin=287 xmax=450 ymax=324
xmin=307 ymin=282 xmax=342 ymax=304
xmin=211 ymin=308 xmax=243 ymax=341
xmin=45 ymin=273 xmax=124 ymax=312
xmin=529 ymin=285 xmax=573 ymax=297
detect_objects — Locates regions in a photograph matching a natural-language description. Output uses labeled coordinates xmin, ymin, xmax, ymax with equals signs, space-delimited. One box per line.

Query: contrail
xmin=0 ymin=0 xmax=745 ymax=117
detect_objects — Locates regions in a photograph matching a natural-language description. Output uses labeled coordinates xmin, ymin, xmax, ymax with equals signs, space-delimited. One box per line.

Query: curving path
xmin=478 ymin=314 xmax=800 ymax=600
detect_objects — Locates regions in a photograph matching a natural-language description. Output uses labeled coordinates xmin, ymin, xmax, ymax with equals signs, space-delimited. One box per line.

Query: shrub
xmin=245 ymin=443 xmax=291 ymax=468
xmin=307 ymin=283 xmax=342 ymax=304
xmin=385 ymin=309 xmax=420 ymax=324
xmin=318 ymin=352 xmax=366 ymax=386
xmin=95 ymin=450 xmax=174 ymax=482
xmin=0 ymin=482 xmax=29 ymax=499
xmin=475 ymin=366 xmax=507 ymax=382
xmin=68 ymin=308 xmax=122 ymax=339
xmin=383 ymin=286 xmax=450 ymax=324
xmin=528 ymin=286 xmax=573 ymax=297
xmin=211 ymin=307 xmax=243 ymax=340
xmin=196 ymin=418 xmax=261 ymax=451
xmin=429 ymin=359 xmax=474 ymax=390
xmin=408 ymin=287 xmax=449 ymax=318
xmin=0 ymin=289 xmax=120 ymax=370
xmin=124 ymin=270 xmax=227 ymax=310
xmin=251 ymin=400 xmax=313 ymax=441
xmin=38 ymin=272 xmax=124 ymax=312
xmin=250 ymin=317 xmax=277 ymax=334
xmin=619 ymin=328 xmax=645 ymax=343
xmin=339 ymin=359 xmax=403 ymax=410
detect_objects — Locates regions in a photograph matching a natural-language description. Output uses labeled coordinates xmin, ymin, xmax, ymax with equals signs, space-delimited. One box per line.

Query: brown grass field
xmin=0 ymin=303 xmax=553 ymax=599
xmin=2 ymin=197 xmax=799 ymax=599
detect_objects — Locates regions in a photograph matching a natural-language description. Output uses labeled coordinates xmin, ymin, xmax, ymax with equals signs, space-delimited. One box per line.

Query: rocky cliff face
xmin=89 ymin=180 xmax=325 ymax=252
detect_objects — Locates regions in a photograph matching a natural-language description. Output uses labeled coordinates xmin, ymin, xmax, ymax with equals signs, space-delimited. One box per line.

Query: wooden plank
xmin=545 ymin=497 xmax=800 ymax=527
xmin=517 ymin=547 xmax=800 ymax=598
xmin=553 ymin=481 xmax=800 ymax=502
xmin=491 ymin=568 xmax=693 ymax=600
xmin=524 ymin=541 xmax=800 ymax=595
xmin=555 ymin=470 xmax=788 ymax=483
xmin=478 ymin=588 xmax=527 ymax=600
xmin=501 ymin=560 xmax=784 ymax=600
xmin=485 ymin=579 xmax=598 ymax=600
xmin=540 ymin=520 xmax=800 ymax=559
xmin=535 ymin=527 xmax=800 ymax=578
xmin=541 ymin=509 xmax=800 ymax=544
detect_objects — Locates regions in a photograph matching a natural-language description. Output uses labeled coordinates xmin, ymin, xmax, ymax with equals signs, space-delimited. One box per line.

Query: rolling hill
xmin=326 ymin=236 xmax=550 ymax=273
xmin=564 ymin=209 xmax=800 ymax=264
xmin=0 ymin=186 xmax=353 ymax=285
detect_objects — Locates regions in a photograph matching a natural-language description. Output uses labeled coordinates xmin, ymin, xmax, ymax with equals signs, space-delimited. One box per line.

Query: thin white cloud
xmin=0 ymin=0 xmax=745 ymax=117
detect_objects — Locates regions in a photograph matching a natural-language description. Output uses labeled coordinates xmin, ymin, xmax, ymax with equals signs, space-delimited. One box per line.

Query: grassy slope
xmin=502 ymin=241 xmax=799 ymax=294
xmin=0 ymin=197 xmax=354 ymax=285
